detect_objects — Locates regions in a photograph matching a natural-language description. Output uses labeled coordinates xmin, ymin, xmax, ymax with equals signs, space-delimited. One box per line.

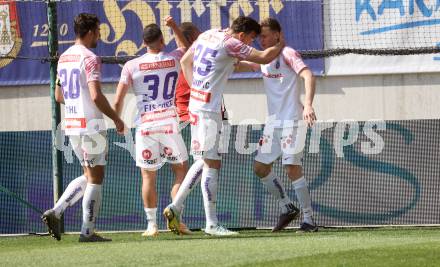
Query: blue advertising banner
xmin=0 ymin=0 xmax=323 ymax=86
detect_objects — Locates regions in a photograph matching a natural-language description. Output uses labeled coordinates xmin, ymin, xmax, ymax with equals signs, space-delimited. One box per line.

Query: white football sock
xmin=292 ymin=177 xmax=314 ymax=224
xmin=144 ymin=207 xmax=157 ymax=229
xmin=53 ymin=175 xmax=87 ymax=218
xmin=261 ymin=172 xmax=292 ymax=213
xmin=172 ymin=159 xmax=204 ymax=211
xmin=81 ymin=183 xmax=102 ymax=237
xmin=201 ymin=167 xmax=219 ymax=228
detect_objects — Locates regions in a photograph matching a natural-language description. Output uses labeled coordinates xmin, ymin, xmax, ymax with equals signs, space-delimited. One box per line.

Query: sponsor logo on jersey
xmin=65 ymin=118 xmax=87 ymax=129
xmin=59 ymin=54 xmax=81 ymax=63
xmin=87 ymin=200 xmax=96 ymax=221
xmin=262 ymin=72 xmax=283 ymax=79
xmin=190 ymin=88 xmax=211 ymax=103
xmin=139 ymin=59 xmax=175 ymax=71
xmin=141 ymin=159 xmax=158 ymax=165
xmin=192 ymin=140 xmax=201 ymax=151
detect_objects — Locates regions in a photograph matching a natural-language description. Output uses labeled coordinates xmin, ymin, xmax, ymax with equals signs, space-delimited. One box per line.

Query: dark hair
xmin=231 ymin=16 xmax=261 ymax=35
xmin=179 ymin=22 xmax=199 ymax=42
xmin=74 ymin=13 xmax=100 ymax=38
xmin=260 ymin=18 xmax=282 ymax=32
xmin=143 ymin=24 xmax=163 ymax=44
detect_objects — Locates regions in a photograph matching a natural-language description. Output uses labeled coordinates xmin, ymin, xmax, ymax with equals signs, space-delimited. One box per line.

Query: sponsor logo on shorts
xmin=85 ymin=159 xmax=96 ymax=166
xmin=282 ymin=134 xmax=293 ymax=149
xmin=142 ymin=159 xmax=158 ymax=165
xmin=65 ymin=118 xmax=87 ymax=129
xmin=259 ymin=135 xmax=270 ymax=146
xmin=163 ymin=155 xmax=178 ymax=161
xmin=163 ymin=146 xmax=173 ymax=156
xmin=192 ymin=140 xmax=201 ymax=151
xmin=142 ymin=149 xmax=152 ymax=160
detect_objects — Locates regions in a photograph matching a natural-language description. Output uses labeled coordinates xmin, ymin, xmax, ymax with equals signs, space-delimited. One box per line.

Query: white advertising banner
xmin=325 ymin=0 xmax=440 ymax=75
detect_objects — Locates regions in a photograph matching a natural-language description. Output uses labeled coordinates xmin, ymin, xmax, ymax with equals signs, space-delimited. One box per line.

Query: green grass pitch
xmin=1 ymin=228 xmax=440 ymax=266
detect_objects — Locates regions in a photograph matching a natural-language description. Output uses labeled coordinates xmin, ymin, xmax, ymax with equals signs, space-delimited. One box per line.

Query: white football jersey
xmin=120 ymin=49 xmax=185 ymax=130
xmin=57 ymin=44 xmax=104 ymax=136
xmin=188 ymin=29 xmax=253 ymax=113
xmin=260 ymin=47 xmax=307 ymax=127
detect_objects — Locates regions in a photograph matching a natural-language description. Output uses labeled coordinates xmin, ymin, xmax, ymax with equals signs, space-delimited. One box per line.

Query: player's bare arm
xmin=165 ymin=16 xmax=190 ymax=49
xmin=299 ymin=68 xmax=316 ymax=127
xmin=88 ymin=80 xmax=125 ymax=135
xmin=181 ymin=48 xmax=194 ymax=86
xmin=113 ymin=82 xmax=129 ymax=117
xmin=245 ymin=33 xmax=285 ymax=64
xmin=234 ymin=61 xmax=260 ymax=72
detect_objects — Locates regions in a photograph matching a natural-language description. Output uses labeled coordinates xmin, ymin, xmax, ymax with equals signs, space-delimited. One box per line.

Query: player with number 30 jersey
xmin=114 ymin=17 xmax=192 ymax=237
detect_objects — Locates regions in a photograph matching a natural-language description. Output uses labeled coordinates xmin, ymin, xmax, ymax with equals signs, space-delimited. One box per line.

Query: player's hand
xmin=164 ymin=16 xmax=177 ymax=28
xmin=303 ymin=105 xmax=316 ymax=127
xmin=114 ymin=118 xmax=126 ymax=136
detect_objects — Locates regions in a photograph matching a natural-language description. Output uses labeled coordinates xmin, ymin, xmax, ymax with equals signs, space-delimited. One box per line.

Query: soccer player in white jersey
xmin=252 ymin=18 xmax=318 ymax=232
xmin=163 ymin=16 xmax=285 ymax=236
xmin=113 ymin=16 xmax=191 ymax=237
xmin=41 ymin=13 xmax=125 ymax=242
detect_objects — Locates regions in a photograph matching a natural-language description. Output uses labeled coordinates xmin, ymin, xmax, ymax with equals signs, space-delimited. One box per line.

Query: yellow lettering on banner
xmin=101 ymin=0 xmax=126 ymax=44
xmin=257 ymin=0 xmax=270 ymax=21
xmin=229 ymin=0 xmax=254 ymax=22
xmin=178 ymin=0 xmax=206 ymax=23
xmin=102 ymin=0 xmax=156 ymax=56
xmin=257 ymin=0 xmax=284 ymax=21
xmin=192 ymin=0 xmax=206 ymax=17
xmin=156 ymin=0 xmax=173 ymax=45
xmin=177 ymin=0 xmax=192 ymax=22
xmin=208 ymin=0 xmax=227 ymax=29
xmin=115 ymin=40 xmax=140 ymax=58
xmin=270 ymin=0 xmax=284 ymax=14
